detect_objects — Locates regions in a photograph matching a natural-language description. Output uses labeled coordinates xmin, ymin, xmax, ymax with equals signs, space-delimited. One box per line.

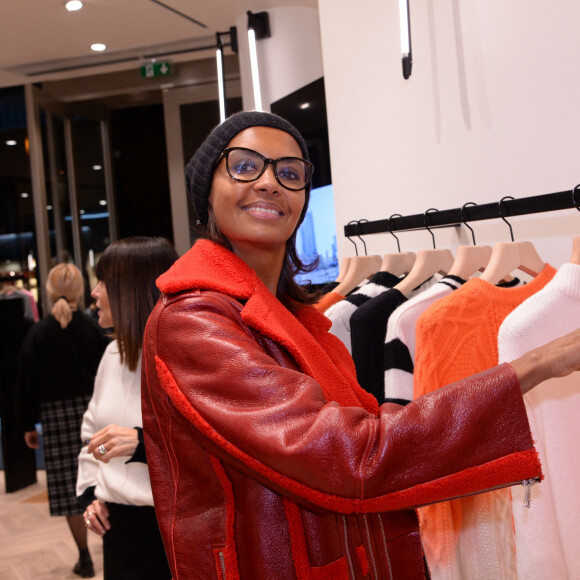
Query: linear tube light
xmin=247 ymin=28 xmax=263 ymax=111
xmin=216 ymin=48 xmax=226 ymax=123
xmin=399 ymin=0 xmax=412 ymax=79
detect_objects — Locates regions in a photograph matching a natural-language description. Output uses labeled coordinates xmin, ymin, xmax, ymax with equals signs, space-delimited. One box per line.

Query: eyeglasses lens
xmin=226 ymin=149 xmax=310 ymax=190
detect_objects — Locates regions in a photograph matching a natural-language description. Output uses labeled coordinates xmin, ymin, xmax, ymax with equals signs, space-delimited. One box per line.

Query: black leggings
xmin=102 ymin=503 xmax=171 ymax=580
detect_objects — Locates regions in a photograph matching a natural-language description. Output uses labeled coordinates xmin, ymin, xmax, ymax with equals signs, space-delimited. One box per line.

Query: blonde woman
xmin=17 ymin=263 xmax=108 ymax=578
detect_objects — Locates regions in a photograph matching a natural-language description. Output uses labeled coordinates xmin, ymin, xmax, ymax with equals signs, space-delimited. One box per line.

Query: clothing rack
xmin=343 ymin=187 xmax=580 ymax=239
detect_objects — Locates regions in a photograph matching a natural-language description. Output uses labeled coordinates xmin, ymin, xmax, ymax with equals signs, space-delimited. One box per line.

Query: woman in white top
xmin=76 ymin=236 xmax=177 ymax=580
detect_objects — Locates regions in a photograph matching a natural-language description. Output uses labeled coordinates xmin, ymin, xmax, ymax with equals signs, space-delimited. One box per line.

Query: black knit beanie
xmin=185 ymin=111 xmax=311 ymax=226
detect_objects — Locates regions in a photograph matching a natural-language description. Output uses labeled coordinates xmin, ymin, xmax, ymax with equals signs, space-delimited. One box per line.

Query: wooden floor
xmin=0 ymin=470 xmax=104 ymax=579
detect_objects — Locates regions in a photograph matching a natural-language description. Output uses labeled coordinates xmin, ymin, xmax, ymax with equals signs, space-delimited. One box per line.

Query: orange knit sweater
xmin=414 ymin=265 xmax=556 ymax=398
xmin=413 ymin=264 xmax=556 ymax=580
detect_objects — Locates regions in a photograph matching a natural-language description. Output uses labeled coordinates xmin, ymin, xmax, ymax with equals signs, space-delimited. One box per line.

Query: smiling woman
xmin=141 ymin=111 xmax=580 ymax=580
xmin=186 ymin=111 xmax=320 ymax=310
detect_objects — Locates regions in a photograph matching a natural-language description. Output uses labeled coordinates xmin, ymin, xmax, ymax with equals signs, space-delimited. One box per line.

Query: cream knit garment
xmin=498 ymin=262 xmax=580 ymax=580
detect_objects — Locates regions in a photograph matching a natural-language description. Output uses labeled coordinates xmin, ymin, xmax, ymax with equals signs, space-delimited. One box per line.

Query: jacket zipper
xmin=376 ymin=514 xmax=393 ymax=580
xmin=218 ymin=551 xmax=226 ymax=580
xmin=522 ymin=478 xmax=535 ymax=508
xmin=414 ymin=477 xmax=540 ymax=578
xmin=415 ymin=478 xmax=539 ymax=577
xmin=408 ymin=477 xmax=541 ymax=510
xmin=341 ymin=515 xmax=357 ymax=579
xmin=362 ymin=514 xmax=379 ymax=580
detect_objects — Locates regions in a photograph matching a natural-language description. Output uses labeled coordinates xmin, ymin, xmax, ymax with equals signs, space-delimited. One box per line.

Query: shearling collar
xmin=157 ymin=239 xmax=333 ymax=332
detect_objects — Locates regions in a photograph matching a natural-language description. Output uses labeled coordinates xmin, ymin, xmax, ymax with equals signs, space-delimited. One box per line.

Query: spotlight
xmin=65 ymin=1 xmax=83 ymax=12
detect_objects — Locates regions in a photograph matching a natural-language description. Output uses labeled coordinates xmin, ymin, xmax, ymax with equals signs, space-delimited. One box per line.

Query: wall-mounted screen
xmin=295 ymin=184 xmax=339 ymax=285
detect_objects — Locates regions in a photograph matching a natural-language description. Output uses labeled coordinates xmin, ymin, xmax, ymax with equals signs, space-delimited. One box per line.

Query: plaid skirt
xmin=40 ymin=394 xmax=91 ymax=516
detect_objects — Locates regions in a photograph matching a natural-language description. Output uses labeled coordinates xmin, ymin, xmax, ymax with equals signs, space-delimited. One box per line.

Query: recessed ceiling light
xmin=6 ymin=140 xmax=17 ymax=146
xmin=20 ymin=192 xmax=29 ymax=198
xmin=99 ymin=200 xmax=107 ymax=206
xmin=79 ymin=209 xmax=86 ymax=215
xmin=47 ymin=205 xmax=53 ymax=211
xmin=92 ymin=164 xmax=102 ymax=171
xmin=300 ymin=102 xmax=311 ymax=110
xmin=65 ymin=1 xmax=83 ymax=11
xmin=91 ymin=43 xmax=107 ymax=52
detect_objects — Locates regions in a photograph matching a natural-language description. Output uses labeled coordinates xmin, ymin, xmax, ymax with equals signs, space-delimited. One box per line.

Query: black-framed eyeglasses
xmin=216 ymin=147 xmax=314 ymax=191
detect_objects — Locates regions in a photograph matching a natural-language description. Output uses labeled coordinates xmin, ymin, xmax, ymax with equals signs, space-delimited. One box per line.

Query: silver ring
xmin=85 ymin=519 xmax=90 ymax=527
xmin=98 ymin=444 xmax=107 ymax=455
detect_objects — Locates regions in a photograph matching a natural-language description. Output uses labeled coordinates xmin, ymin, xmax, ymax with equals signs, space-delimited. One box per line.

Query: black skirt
xmin=103 ymin=503 xmax=171 ymax=580
xmin=40 ymin=394 xmax=91 ymax=516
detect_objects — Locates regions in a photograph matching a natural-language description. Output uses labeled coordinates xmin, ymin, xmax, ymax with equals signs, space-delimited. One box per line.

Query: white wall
xmin=318 ymin=0 xmax=580 ymax=268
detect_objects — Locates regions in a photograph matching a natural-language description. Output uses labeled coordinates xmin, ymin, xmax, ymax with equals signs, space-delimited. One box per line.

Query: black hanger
xmin=356 ymin=219 xmax=369 ymax=256
xmin=424 ymin=208 xmax=439 ymax=249
xmin=387 ymin=213 xmax=402 ymax=252
xmin=346 ymin=220 xmax=360 ymax=256
xmin=498 ymin=196 xmax=515 ymax=242
xmin=460 ymin=202 xmax=478 ymax=245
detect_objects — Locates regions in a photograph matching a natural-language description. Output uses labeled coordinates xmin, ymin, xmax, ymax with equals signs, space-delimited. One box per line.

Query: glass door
xmin=26 ymin=85 xmax=116 ymax=313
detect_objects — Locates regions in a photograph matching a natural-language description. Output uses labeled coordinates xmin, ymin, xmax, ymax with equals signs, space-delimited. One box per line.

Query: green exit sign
xmin=140 ymin=61 xmax=173 ymax=79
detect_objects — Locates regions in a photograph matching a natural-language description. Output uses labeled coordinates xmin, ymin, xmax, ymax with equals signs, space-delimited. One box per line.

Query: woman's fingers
xmin=87 ymin=425 xmax=139 ymax=462
xmin=84 ymin=501 xmax=110 ymax=536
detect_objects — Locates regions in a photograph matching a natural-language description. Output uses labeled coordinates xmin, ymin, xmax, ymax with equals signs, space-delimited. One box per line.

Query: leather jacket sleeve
xmin=144 ymin=290 xmax=539 ymax=514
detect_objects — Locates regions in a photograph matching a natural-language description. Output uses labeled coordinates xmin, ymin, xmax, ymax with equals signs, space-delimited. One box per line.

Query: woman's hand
xmin=511 ymin=327 xmax=580 ymax=394
xmin=24 ymin=430 xmax=39 ymax=449
xmin=83 ymin=500 xmax=110 ymax=536
xmin=86 ymin=424 xmax=139 ymax=463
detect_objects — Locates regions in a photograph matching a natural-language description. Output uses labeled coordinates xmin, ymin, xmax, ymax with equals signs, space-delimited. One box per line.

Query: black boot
xmin=73 ymin=548 xmax=95 ymax=578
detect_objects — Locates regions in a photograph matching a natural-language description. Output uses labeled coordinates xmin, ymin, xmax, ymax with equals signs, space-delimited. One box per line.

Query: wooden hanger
xmin=394 ymin=208 xmax=455 ymax=297
xmin=479 ymin=197 xmax=545 ymax=284
xmin=447 ymin=203 xmax=492 ymax=279
xmin=479 ymin=242 xmax=545 ymax=284
xmin=380 ymin=213 xmax=415 ymax=276
xmin=333 ymin=255 xmax=382 ymax=296
xmin=447 ymin=244 xmax=492 ymax=279
xmin=333 ymin=219 xmax=382 ymax=295
xmin=380 ymin=252 xmax=416 ymax=277
xmin=335 ymin=257 xmax=352 ymax=283
xmin=393 ymin=249 xmax=454 ymax=297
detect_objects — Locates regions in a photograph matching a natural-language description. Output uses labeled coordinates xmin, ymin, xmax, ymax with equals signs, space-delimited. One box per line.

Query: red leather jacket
xmin=142 ymin=240 xmax=541 ymax=580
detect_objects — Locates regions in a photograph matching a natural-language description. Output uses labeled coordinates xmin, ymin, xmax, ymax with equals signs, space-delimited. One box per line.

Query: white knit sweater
xmin=76 ymin=340 xmax=154 ymax=506
xmin=498 ymin=262 xmax=580 ymax=580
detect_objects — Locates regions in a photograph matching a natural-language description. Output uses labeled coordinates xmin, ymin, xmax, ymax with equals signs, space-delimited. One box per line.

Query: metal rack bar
xmin=344 ymin=188 xmax=579 ymax=238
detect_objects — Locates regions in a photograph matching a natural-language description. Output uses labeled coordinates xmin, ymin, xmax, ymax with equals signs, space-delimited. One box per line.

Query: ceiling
xmin=0 ymin=0 xmax=240 ymax=90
